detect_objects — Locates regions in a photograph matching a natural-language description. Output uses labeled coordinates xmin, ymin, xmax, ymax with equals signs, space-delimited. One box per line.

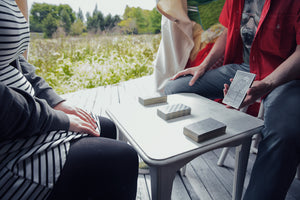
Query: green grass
xmin=28 ymin=34 xmax=161 ymax=94
xmin=198 ymin=0 xmax=225 ymax=30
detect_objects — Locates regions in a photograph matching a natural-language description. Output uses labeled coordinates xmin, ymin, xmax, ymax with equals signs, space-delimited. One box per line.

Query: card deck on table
xmin=157 ymin=103 xmax=191 ymax=120
xmin=183 ymin=118 xmax=226 ymax=142
xmin=138 ymin=95 xmax=167 ymax=106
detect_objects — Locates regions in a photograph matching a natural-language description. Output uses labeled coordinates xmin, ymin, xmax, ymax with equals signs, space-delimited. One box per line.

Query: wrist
xmin=261 ymin=77 xmax=276 ymax=93
xmin=198 ymin=62 xmax=210 ymax=72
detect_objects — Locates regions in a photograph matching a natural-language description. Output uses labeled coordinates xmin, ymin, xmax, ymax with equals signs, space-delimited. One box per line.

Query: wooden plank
xmin=171 ymin=174 xmax=192 ymax=200
xmin=190 ymin=155 xmax=232 ymax=200
xmin=201 ymin=151 xmax=235 ymax=193
xmin=181 ymin=163 xmax=213 ymax=200
xmin=82 ymin=88 xmax=98 ymax=113
xmin=136 ymin=175 xmax=151 ymax=200
xmin=91 ymin=86 xmax=106 ymax=115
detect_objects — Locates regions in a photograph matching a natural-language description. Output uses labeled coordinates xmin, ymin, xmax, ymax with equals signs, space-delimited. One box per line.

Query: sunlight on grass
xmin=29 ymin=34 xmax=161 ymax=94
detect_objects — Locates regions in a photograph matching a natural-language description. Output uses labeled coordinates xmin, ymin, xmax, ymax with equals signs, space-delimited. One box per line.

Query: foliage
xmin=149 ymin=8 xmax=162 ymax=34
xmin=28 ymin=35 xmax=161 ymax=94
xmin=85 ymin=5 xmax=121 ymax=33
xmin=119 ymin=6 xmax=161 ymax=34
xmin=198 ymin=0 xmax=225 ymax=30
xmin=42 ymin=13 xmax=58 ymax=38
xmin=30 ymin=3 xmax=76 ymax=38
xmin=70 ymin=20 xmax=86 ymax=36
xmin=29 ymin=3 xmax=160 ymax=37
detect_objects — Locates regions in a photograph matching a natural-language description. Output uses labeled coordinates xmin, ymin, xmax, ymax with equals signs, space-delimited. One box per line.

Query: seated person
xmin=0 ymin=1 xmax=138 ymax=199
xmin=164 ymin=0 xmax=300 ymax=199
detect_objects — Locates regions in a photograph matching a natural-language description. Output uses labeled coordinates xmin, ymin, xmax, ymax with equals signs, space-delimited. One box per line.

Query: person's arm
xmin=18 ymin=55 xmax=65 ymax=107
xmin=0 ymin=82 xmax=69 ymax=141
xmin=17 ymin=55 xmax=100 ymax=136
xmin=261 ymin=45 xmax=300 ymax=91
xmin=223 ymin=45 xmax=300 ymax=108
xmin=171 ymin=28 xmax=228 ymax=86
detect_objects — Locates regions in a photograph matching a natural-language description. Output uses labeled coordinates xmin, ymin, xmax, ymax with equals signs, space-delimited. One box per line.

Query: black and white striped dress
xmin=0 ymin=1 xmax=88 ymax=199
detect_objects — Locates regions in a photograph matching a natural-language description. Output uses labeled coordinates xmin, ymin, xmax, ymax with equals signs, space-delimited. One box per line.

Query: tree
xmin=60 ymin=8 xmax=72 ymax=34
xmin=77 ymin=8 xmax=84 ymax=22
xmin=149 ymin=8 xmax=161 ymax=34
xmin=86 ymin=4 xmax=105 ymax=33
xmin=42 ymin=13 xmax=58 ymax=38
xmin=30 ymin=3 xmax=58 ymax=32
xmin=119 ymin=6 xmax=159 ymax=34
xmin=70 ymin=20 xmax=86 ymax=36
xmin=30 ymin=3 xmax=76 ymax=37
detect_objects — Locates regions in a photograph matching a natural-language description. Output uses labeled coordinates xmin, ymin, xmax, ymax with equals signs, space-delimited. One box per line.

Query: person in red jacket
xmin=164 ymin=0 xmax=300 ymax=199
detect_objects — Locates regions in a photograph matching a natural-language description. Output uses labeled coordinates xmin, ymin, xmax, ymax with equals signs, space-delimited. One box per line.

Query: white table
xmin=106 ymin=93 xmax=264 ymax=200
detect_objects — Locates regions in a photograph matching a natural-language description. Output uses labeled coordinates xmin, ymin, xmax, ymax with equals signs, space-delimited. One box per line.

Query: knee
xmin=164 ymin=80 xmax=177 ymax=95
xmin=163 ymin=76 xmax=193 ymax=95
xmin=262 ymin=124 xmax=300 ymax=153
xmin=99 ymin=117 xmax=117 ymax=139
xmin=117 ymin=142 xmax=138 ymax=166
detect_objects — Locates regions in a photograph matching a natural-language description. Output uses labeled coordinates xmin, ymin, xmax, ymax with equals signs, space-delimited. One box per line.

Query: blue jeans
xmin=164 ymin=64 xmax=300 ymax=200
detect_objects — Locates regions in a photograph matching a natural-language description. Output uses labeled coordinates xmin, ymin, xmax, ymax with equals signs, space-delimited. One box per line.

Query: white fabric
xmin=154 ymin=0 xmax=194 ymax=92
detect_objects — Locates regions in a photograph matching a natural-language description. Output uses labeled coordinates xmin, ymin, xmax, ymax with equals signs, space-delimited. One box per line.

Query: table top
xmin=106 ymin=93 xmax=264 ymax=164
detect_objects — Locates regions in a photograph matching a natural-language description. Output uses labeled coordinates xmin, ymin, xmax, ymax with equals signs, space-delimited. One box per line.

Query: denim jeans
xmin=164 ymin=64 xmax=300 ymax=200
xmin=164 ymin=63 xmax=250 ymax=98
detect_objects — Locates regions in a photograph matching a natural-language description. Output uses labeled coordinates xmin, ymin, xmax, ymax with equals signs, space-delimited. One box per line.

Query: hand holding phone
xmin=222 ymin=70 xmax=256 ymax=109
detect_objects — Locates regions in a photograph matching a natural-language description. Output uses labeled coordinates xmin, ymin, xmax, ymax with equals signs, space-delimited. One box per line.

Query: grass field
xmin=28 ymin=34 xmax=161 ymax=94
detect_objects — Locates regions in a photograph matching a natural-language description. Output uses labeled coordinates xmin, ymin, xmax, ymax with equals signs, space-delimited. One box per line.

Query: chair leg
xmin=180 ymin=165 xmax=187 ymax=176
xmin=217 ymin=147 xmax=230 ymax=166
xmin=232 ymin=138 xmax=251 ymax=200
xmin=250 ymin=134 xmax=261 ymax=154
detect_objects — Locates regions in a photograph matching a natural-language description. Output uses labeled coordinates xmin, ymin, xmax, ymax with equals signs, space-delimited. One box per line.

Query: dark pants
xmin=47 ymin=117 xmax=138 ymax=200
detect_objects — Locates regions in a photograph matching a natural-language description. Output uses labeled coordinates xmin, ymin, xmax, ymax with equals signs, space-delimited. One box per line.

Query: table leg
xmin=149 ymin=165 xmax=179 ymax=200
xmin=232 ymin=137 xmax=252 ymax=200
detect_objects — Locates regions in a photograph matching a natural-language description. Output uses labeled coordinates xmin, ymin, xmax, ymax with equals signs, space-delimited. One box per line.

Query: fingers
xmin=189 ymin=70 xmax=201 ymax=86
xmin=223 ymin=83 xmax=229 ymax=96
xmin=171 ymin=69 xmax=189 ymax=80
xmin=77 ymin=109 xmax=97 ymax=129
xmin=79 ymin=122 xmax=100 ymax=137
xmin=68 ymin=114 xmax=100 ymax=137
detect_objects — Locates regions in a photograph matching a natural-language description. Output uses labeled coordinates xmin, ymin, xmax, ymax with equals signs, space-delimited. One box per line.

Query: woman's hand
xmin=54 ymin=101 xmax=99 ymax=136
xmin=171 ymin=65 xmax=207 ymax=86
xmin=67 ymin=114 xmax=100 ymax=136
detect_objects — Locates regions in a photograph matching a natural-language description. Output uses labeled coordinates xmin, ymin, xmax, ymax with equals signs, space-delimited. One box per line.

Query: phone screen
xmin=222 ymin=70 xmax=256 ymax=109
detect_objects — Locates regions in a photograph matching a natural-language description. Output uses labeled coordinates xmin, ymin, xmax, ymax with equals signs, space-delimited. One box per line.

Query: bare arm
xmin=172 ymin=28 xmax=228 ymax=86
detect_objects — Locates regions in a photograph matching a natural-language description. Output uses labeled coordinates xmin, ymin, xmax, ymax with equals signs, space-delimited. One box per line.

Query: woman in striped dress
xmin=0 ymin=0 xmax=138 ymax=199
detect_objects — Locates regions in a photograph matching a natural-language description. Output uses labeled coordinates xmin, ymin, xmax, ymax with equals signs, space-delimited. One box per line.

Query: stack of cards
xmin=183 ymin=118 xmax=226 ymax=142
xmin=138 ymin=95 xmax=167 ymax=106
xmin=157 ymin=103 xmax=191 ymax=120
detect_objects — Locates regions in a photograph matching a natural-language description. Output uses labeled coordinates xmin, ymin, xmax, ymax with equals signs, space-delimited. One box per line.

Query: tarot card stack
xmin=183 ymin=118 xmax=226 ymax=142
xmin=138 ymin=95 xmax=167 ymax=106
xmin=157 ymin=103 xmax=191 ymax=120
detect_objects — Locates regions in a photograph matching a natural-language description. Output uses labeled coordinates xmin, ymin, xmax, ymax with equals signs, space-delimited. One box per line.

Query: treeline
xmin=29 ymin=3 xmax=162 ymax=38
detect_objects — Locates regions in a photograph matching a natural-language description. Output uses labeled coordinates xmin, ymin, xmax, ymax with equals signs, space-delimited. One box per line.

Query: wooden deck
xmin=61 ymin=75 xmax=300 ymax=200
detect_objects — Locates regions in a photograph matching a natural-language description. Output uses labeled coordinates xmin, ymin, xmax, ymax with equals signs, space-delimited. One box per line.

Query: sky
xmin=27 ymin=0 xmax=157 ymax=17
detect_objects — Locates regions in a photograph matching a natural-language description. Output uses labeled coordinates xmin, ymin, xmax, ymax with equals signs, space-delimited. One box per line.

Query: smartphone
xmin=222 ymin=70 xmax=256 ymax=109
